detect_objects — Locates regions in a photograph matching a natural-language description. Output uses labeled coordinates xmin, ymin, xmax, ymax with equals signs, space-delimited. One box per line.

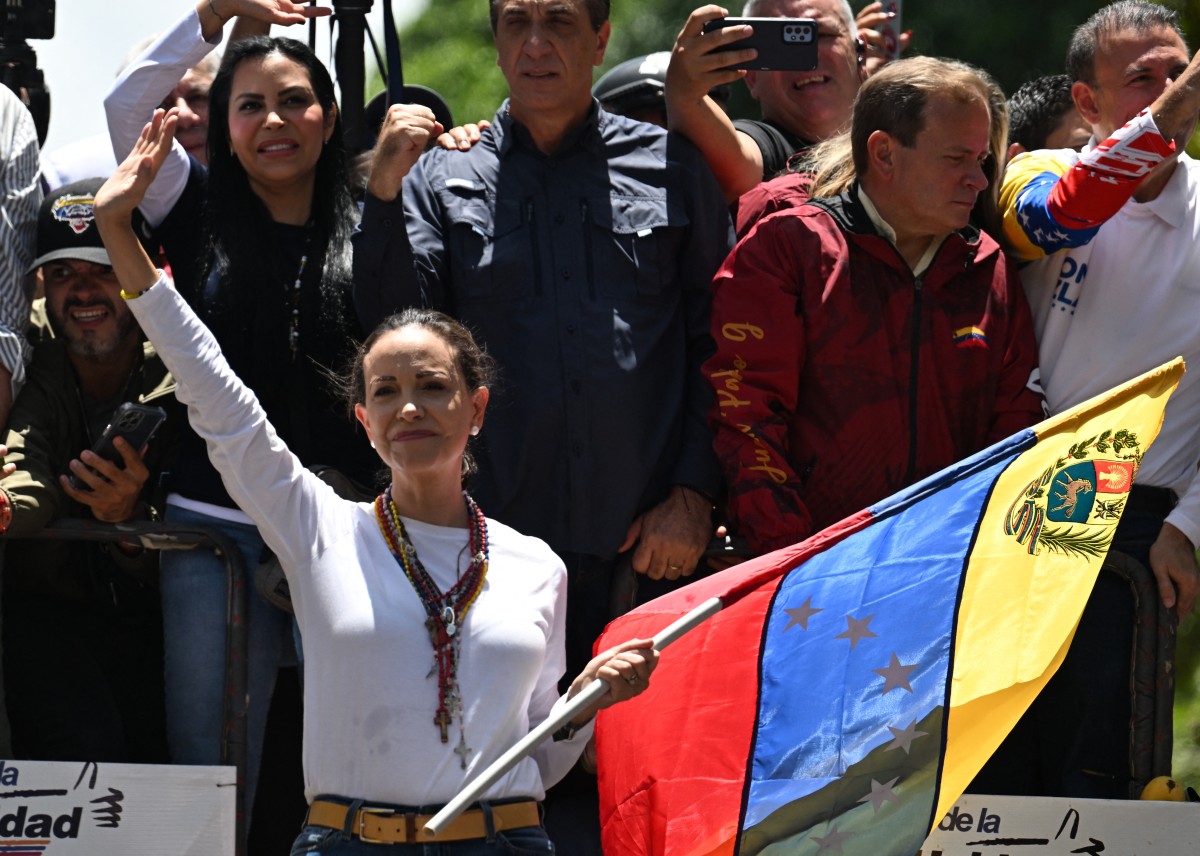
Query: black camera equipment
xmin=332 ymin=0 xmax=373 ymax=155
xmin=331 ymin=0 xmax=441 ymax=156
xmin=0 ymin=0 xmax=54 ymax=144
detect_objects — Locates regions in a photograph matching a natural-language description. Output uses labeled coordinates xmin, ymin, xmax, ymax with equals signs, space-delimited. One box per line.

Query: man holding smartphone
xmin=666 ymin=0 xmax=865 ymax=203
xmin=0 ymin=178 xmax=180 ymax=763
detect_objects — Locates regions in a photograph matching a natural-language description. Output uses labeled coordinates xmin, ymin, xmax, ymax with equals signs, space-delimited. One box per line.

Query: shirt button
xmin=561 ymin=269 xmax=571 ymax=280
xmin=570 ymin=380 xmax=581 ymax=393
xmin=572 ymin=443 xmax=583 ymax=457
xmin=554 ymin=213 xmax=564 ymax=224
xmin=566 ymin=324 xmax=577 ymax=334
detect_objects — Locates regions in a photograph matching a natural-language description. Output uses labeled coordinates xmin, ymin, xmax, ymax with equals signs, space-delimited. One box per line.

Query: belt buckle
xmin=357 ymin=806 xmax=406 ymax=844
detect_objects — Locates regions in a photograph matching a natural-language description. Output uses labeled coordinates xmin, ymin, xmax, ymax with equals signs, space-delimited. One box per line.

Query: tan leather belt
xmin=306 ymin=798 xmax=541 ymax=844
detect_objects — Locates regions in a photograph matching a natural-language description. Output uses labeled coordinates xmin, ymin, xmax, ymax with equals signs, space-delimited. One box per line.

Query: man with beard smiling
xmin=0 ymin=178 xmax=180 ymax=763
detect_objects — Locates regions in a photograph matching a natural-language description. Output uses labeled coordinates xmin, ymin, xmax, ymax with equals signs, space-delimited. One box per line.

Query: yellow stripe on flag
xmin=937 ymin=358 xmax=1184 ymax=822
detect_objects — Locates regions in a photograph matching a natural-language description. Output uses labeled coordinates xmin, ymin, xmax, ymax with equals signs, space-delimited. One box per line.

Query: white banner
xmin=0 ymin=760 xmax=234 ymax=855
xmin=920 ymin=793 xmax=1199 ymax=855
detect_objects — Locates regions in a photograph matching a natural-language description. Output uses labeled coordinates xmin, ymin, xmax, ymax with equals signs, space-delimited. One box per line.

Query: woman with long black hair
xmin=103 ymin=0 xmax=375 ymax=814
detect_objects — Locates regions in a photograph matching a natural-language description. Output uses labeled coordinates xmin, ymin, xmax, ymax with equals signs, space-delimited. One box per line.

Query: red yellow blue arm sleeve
xmin=1001 ymin=109 xmax=1175 ymax=262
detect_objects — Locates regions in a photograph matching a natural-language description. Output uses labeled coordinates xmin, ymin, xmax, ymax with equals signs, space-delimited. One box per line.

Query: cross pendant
xmin=454 ymin=735 xmax=472 ymax=770
xmin=434 ymin=708 xmax=451 ymax=743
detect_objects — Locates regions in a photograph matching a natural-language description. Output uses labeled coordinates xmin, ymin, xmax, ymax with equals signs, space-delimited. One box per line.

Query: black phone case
xmin=702 ymin=17 xmax=819 ymax=72
xmin=69 ymin=402 xmax=167 ymax=491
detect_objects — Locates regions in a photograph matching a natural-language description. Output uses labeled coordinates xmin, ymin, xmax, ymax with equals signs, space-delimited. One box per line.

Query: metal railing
xmin=1106 ymin=550 xmax=1177 ymax=794
xmin=14 ymin=518 xmax=249 ymax=855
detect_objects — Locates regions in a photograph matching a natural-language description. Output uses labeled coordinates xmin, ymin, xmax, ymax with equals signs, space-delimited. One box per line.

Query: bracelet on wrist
xmin=120 ymin=279 xmax=158 ymax=300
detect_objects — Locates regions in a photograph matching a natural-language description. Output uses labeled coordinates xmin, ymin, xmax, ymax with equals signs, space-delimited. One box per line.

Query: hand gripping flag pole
xmin=423 ymin=596 xmax=725 ymax=836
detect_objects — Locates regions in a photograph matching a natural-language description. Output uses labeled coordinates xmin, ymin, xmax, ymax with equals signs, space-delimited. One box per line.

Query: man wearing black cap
xmin=0 ymin=178 xmax=180 ymax=762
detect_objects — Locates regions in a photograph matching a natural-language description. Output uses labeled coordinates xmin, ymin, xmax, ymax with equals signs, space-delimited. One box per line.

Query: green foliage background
xmin=385 ymin=0 xmax=1200 ymax=124
xmin=1176 ymin=613 xmax=1199 ymax=785
xmin=381 ymin=0 xmax=1200 ymax=786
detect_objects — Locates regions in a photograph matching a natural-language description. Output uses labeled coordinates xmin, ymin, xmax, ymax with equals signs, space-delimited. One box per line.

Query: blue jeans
xmin=160 ymin=505 xmax=293 ymax=816
xmin=289 ymin=825 xmax=555 ymax=855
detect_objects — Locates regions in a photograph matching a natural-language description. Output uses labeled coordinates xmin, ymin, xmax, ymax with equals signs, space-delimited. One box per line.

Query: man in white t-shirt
xmin=982 ymin=0 xmax=1200 ymax=799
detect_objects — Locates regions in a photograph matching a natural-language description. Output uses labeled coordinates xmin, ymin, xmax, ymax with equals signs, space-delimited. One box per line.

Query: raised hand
xmin=207 ymin=0 xmax=332 ymax=27
xmin=667 ymin=5 xmax=753 ymax=108
xmin=94 ymin=110 xmax=179 ymax=295
xmin=95 ymin=108 xmax=179 ymax=226
xmin=855 ymin=2 xmax=912 ymax=77
xmin=366 ymin=104 xmax=444 ymax=201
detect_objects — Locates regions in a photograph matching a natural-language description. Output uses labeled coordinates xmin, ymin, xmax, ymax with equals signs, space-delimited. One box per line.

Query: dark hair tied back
xmin=347 ymin=310 xmax=498 ymax=481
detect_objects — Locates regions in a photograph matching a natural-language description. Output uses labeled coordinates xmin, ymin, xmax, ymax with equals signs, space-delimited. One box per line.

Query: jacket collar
xmin=810 ymin=183 xmax=983 ymax=242
xmin=492 ymin=98 xmax=608 ymax=159
xmin=807 ymin=182 xmax=994 ymax=273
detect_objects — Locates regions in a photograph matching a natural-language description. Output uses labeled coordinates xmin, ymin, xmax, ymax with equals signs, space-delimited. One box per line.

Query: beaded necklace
xmin=374 ymin=490 xmax=489 ymax=768
xmin=285 ymin=230 xmax=313 ymax=361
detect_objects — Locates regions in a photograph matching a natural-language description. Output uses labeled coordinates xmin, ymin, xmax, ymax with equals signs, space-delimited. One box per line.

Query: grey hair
xmin=1066 ymin=0 xmax=1184 ymax=85
xmin=743 ymin=0 xmax=857 ymax=39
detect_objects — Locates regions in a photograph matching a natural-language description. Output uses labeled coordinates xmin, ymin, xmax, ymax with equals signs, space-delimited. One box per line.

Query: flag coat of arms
xmin=594 ymin=360 xmax=1182 ymax=856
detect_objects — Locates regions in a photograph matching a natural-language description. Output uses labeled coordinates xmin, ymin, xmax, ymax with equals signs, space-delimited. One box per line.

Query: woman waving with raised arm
xmin=104 ymin=0 xmax=377 ymax=814
xmin=96 ymin=109 xmax=658 ymax=855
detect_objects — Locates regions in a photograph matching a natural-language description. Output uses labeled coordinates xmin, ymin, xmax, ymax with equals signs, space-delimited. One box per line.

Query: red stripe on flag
xmin=596 ymin=510 xmax=876 ymax=856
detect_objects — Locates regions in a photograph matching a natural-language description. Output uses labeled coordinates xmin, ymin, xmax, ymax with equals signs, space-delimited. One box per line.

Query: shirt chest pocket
xmin=584 ymin=194 xmax=688 ymax=302
xmin=441 ymin=191 xmax=534 ymax=302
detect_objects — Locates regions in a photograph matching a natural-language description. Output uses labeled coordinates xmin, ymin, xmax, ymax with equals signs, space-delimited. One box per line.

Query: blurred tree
xmin=384 ymin=1 xmax=1196 ymax=126
xmin=384 ymin=0 xmax=699 ymax=123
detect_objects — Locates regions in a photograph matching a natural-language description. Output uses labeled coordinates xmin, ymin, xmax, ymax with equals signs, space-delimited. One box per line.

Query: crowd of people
xmin=0 ymin=0 xmax=1196 ymax=852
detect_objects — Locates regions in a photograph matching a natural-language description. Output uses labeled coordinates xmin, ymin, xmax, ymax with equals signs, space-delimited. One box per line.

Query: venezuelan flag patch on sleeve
xmin=953 ymin=326 xmax=987 ymax=347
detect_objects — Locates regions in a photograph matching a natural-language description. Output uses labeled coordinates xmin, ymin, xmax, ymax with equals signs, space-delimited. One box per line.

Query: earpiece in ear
xmin=470 ymin=426 xmax=480 ymax=436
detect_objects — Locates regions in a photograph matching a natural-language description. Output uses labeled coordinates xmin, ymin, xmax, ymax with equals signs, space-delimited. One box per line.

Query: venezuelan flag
xmin=594 ymin=359 xmax=1182 ymax=856
xmin=952 ymin=326 xmax=987 ymax=347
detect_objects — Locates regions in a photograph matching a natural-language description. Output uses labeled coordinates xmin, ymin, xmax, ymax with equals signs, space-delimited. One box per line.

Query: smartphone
xmin=701 ymin=17 xmax=819 ymax=72
xmin=880 ymin=0 xmax=903 ymax=61
xmin=69 ymin=402 xmax=167 ymax=491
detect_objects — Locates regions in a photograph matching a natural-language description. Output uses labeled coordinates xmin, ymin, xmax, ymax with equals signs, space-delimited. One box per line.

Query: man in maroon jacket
xmin=705 ymin=56 xmax=1045 ymax=554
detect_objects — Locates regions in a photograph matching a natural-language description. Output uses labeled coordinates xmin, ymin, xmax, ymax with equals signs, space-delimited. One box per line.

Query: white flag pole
xmin=424 ymin=596 xmax=725 ymax=836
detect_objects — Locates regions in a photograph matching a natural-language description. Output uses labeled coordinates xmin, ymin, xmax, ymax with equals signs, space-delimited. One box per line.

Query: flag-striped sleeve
xmin=1001 ymin=109 xmax=1173 ymax=263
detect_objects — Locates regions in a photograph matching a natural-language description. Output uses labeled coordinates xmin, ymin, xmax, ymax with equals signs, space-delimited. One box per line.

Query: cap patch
xmin=50 ymin=193 xmax=97 ymax=235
